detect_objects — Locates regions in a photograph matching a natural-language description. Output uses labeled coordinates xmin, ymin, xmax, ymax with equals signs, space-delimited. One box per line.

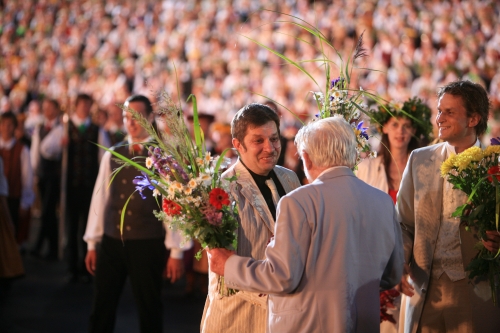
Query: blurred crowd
xmin=1 ymin=0 xmax=500 ymax=280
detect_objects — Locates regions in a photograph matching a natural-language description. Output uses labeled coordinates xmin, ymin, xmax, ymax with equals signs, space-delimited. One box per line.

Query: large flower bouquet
xmin=440 ymin=139 xmax=500 ymax=305
xmin=244 ymin=12 xmax=386 ymax=165
xmin=104 ymin=91 xmax=239 ymax=296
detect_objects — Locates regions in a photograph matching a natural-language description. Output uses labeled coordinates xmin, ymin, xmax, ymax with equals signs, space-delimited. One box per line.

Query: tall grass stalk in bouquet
xmin=100 ymin=91 xmax=239 ymax=296
xmin=440 ymin=139 xmax=500 ymax=305
xmin=242 ymin=10 xmax=388 ymax=165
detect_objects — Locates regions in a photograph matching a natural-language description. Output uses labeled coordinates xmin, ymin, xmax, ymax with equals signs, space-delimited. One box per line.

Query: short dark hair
xmin=0 ymin=111 xmax=18 ymax=128
xmin=75 ymin=93 xmax=93 ymax=106
xmin=231 ymin=103 xmax=280 ymax=145
xmin=43 ymin=98 xmax=60 ymax=111
xmin=125 ymin=95 xmax=153 ymax=116
xmin=437 ymin=80 xmax=490 ymax=136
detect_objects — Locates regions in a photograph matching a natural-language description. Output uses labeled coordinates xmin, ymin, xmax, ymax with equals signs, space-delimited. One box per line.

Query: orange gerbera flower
xmin=209 ymin=188 xmax=230 ymax=210
xmin=162 ymin=198 xmax=182 ymax=216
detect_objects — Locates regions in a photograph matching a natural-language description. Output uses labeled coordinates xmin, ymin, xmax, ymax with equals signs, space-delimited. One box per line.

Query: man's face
xmin=436 ymin=93 xmax=478 ymax=146
xmin=75 ymin=99 xmax=92 ymax=120
xmin=123 ymin=101 xmax=149 ymax=141
xmin=42 ymin=101 xmax=58 ymax=121
xmin=233 ymin=121 xmax=281 ymax=176
xmin=0 ymin=118 xmax=15 ymax=141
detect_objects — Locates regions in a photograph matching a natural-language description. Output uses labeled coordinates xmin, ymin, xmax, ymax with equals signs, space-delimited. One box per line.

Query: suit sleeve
xmin=396 ymin=151 xmax=416 ymax=264
xmin=224 ymin=194 xmax=310 ymax=294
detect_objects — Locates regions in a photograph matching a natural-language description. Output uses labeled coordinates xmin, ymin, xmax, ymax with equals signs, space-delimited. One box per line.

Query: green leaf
xmin=120 ymin=191 xmax=136 ymax=236
xmin=97 ymin=144 xmax=154 ymax=177
xmin=186 ymin=94 xmax=203 ymax=159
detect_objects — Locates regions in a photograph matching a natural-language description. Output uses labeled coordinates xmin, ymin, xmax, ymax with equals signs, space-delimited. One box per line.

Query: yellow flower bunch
xmin=441 ymin=146 xmax=485 ymax=176
xmin=484 ymin=145 xmax=500 ymax=157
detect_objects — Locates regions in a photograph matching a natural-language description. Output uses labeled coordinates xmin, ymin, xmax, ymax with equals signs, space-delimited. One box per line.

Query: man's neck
xmin=447 ymin=136 xmax=477 ymax=154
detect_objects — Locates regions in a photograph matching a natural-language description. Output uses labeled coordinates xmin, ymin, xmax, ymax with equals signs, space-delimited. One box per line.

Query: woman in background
xmin=357 ymin=97 xmax=432 ymax=332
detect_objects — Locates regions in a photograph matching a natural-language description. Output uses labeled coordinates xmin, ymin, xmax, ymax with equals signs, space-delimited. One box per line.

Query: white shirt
xmin=30 ymin=119 xmax=64 ymax=173
xmin=0 ymin=138 xmax=35 ymax=209
xmin=46 ymin=115 xmax=111 ymax=163
xmin=84 ymin=137 xmax=191 ymax=258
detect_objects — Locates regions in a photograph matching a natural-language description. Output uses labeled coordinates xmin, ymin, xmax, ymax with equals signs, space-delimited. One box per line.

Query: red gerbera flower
xmin=162 ymin=198 xmax=182 ymax=216
xmin=209 ymin=188 xmax=230 ymax=210
xmin=487 ymin=165 xmax=500 ymax=183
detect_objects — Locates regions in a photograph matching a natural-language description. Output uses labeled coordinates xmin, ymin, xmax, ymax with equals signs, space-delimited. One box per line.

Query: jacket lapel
xmin=234 ymin=161 xmax=275 ymax=233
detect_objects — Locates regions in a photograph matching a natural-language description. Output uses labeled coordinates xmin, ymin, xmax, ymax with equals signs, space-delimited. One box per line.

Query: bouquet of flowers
xmin=440 ymin=138 xmax=500 ymax=305
xmin=104 ymin=91 xmax=239 ymax=296
xmin=379 ymin=289 xmax=400 ymax=324
xmin=244 ymin=12 xmax=387 ymax=166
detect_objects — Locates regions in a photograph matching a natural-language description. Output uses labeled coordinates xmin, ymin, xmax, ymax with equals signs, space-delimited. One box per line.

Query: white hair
xmin=295 ymin=116 xmax=357 ymax=169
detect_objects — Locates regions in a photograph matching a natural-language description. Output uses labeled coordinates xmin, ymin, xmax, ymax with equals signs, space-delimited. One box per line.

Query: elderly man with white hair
xmin=208 ymin=116 xmax=404 ymax=333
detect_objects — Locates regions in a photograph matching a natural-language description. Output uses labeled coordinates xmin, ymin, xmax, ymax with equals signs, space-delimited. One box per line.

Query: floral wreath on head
xmin=369 ymin=97 xmax=433 ymax=143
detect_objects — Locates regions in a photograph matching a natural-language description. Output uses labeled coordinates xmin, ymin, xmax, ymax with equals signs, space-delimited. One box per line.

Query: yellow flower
xmin=484 ymin=145 xmax=500 ymax=157
xmin=462 ymin=146 xmax=483 ymax=162
xmin=145 ymin=157 xmax=154 ymax=169
xmin=441 ymin=154 xmax=457 ymax=177
xmin=152 ymin=189 xmax=160 ymax=197
xmin=196 ymin=157 xmax=204 ymax=166
xmin=183 ymin=186 xmax=193 ymax=195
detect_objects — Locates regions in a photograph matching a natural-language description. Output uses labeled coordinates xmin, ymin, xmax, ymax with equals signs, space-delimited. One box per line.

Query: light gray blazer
xmin=225 ymin=166 xmax=404 ymax=333
xmin=396 ymin=142 xmax=498 ymax=333
xmin=201 ymin=160 xmax=301 ymax=333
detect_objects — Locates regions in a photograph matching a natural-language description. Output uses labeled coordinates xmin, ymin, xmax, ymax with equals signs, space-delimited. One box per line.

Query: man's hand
xmin=398 ymin=263 xmax=415 ymax=297
xmin=85 ymin=250 xmax=97 ymax=276
xmin=164 ymin=257 xmax=184 ymax=283
xmin=207 ymin=248 xmax=235 ymax=276
xmin=482 ymin=230 xmax=500 ymax=253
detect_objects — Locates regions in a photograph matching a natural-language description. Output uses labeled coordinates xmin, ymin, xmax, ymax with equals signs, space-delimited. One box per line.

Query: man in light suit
xmin=208 ymin=116 xmax=404 ymax=332
xmin=200 ymin=103 xmax=301 ymax=333
xmin=397 ymin=80 xmax=500 ymax=333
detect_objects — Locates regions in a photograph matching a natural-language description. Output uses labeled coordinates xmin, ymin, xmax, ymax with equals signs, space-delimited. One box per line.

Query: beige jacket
xmin=225 ymin=167 xmax=404 ymax=333
xmin=200 ymin=160 xmax=301 ymax=333
xmin=396 ymin=142 xmax=500 ymax=333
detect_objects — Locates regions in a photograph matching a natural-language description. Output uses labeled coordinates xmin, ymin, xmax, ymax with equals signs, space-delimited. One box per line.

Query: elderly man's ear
xmin=302 ymin=151 xmax=312 ymax=170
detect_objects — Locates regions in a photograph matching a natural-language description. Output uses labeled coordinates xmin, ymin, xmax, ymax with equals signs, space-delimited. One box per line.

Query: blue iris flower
xmin=357 ymin=121 xmax=369 ymax=140
xmin=491 ymin=137 xmax=500 ymax=146
xmin=133 ymin=172 xmax=157 ymax=199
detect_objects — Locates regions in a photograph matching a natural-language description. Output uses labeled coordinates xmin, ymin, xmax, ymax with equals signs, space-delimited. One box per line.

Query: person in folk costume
xmin=0 ymin=111 xmax=34 ymax=246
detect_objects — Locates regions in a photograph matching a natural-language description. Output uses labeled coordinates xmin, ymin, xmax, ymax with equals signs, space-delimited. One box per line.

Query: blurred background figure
xmin=356 ymin=97 xmax=432 ymax=332
xmin=0 ymin=111 xmax=34 ymax=249
xmin=0 ymin=156 xmax=25 ymax=299
xmin=30 ymin=98 xmax=63 ymax=261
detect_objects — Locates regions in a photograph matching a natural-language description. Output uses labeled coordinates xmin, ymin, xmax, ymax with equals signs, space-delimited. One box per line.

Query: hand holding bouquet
xmin=440 ymin=138 xmax=500 ymax=304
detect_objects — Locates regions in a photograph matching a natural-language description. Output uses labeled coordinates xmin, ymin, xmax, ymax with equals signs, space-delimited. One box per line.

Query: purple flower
xmin=330 ymin=77 xmax=344 ymax=89
xmin=356 ymin=121 xmax=369 ymax=140
xmin=133 ymin=172 xmax=157 ymax=199
xmin=491 ymin=137 xmax=500 ymax=146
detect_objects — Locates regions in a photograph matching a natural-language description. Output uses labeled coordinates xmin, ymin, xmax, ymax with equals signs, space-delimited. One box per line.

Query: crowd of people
xmin=1 ymin=0 xmax=500 ymax=128
xmin=2 ymin=0 xmax=500 ymax=332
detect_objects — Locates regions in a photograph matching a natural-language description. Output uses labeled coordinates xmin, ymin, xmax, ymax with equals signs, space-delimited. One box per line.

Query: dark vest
xmin=67 ymin=120 xmax=99 ymax=190
xmin=36 ymin=122 xmax=61 ymax=179
xmin=0 ymin=140 xmax=24 ymax=198
xmin=104 ymin=143 xmax=165 ymax=241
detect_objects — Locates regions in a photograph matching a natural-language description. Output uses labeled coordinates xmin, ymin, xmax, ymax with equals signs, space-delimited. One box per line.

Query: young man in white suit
xmin=208 ymin=116 xmax=404 ymax=332
xmin=397 ymin=80 xmax=500 ymax=332
xmin=200 ymin=103 xmax=301 ymax=333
